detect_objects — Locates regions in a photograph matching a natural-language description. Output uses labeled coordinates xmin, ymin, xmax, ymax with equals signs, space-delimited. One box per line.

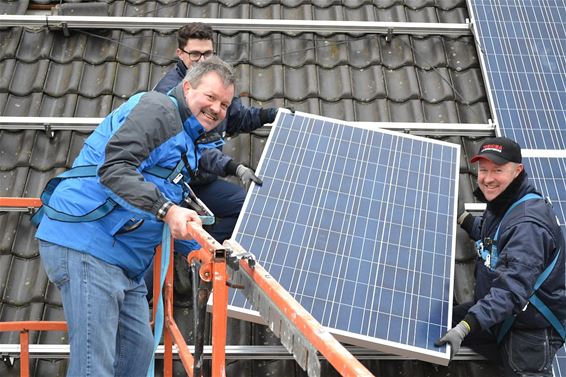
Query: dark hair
xmin=177 ymin=23 xmax=214 ymax=49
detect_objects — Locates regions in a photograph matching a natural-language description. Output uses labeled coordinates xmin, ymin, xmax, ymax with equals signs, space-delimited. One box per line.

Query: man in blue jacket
xmin=154 ymin=22 xmax=278 ymax=243
xmin=436 ymin=137 xmax=566 ymax=376
xmin=36 ymin=56 xmax=236 ymax=377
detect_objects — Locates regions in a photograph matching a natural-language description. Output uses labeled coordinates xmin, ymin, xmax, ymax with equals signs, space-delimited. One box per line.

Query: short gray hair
xmin=184 ymin=56 xmax=236 ymax=89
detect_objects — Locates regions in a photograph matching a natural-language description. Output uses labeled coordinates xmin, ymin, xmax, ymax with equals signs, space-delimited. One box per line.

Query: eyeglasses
xmin=180 ymin=48 xmax=214 ymax=62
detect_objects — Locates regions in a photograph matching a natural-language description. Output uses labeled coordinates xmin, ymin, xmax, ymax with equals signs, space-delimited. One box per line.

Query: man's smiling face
xmin=477 ymin=159 xmax=523 ymax=202
xmin=183 ymin=71 xmax=234 ymax=131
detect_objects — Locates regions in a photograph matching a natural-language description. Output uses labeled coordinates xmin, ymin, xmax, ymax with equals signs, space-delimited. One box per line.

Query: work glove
xmin=457 ymin=210 xmax=474 ymax=234
xmin=435 ymin=320 xmax=470 ymax=359
xmin=236 ymin=164 xmax=263 ymax=187
xmin=259 ymin=108 xmax=277 ymax=125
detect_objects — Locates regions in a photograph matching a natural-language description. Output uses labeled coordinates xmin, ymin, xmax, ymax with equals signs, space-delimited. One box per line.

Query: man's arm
xmin=224 ymin=97 xmax=277 ymax=135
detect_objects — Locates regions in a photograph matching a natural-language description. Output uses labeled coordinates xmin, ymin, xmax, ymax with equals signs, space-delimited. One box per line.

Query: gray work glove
xmin=435 ymin=320 xmax=470 ymax=359
xmin=236 ymin=164 xmax=263 ymax=187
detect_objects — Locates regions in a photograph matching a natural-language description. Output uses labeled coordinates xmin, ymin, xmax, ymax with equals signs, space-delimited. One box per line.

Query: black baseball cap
xmin=470 ymin=137 xmax=522 ymax=165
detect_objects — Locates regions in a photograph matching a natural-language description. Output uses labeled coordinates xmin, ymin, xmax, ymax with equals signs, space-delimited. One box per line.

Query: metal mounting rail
xmin=0 ymin=117 xmax=101 ymax=132
xmin=0 ymin=117 xmax=494 ymax=137
xmin=0 ymin=344 xmax=486 ymax=361
xmin=0 ymin=15 xmax=471 ymax=35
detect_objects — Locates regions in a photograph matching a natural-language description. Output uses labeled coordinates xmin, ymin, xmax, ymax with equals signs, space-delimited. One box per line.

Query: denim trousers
xmin=39 ymin=241 xmax=154 ymax=377
xmin=454 ymin=302 xmax=564 ymax=377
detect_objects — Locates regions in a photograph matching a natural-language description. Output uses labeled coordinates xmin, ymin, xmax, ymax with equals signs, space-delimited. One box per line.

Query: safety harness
xmin=475 ymin=193 xmax=565 ymax=342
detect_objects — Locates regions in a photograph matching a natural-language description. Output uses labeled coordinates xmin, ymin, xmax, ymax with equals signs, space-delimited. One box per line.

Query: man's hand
xmin=435 ymin=321 xmax=470 ymax=359
xmin=163 ymin=205 xmax=202 ymax=240
xmin=236 ymin=164 xmax=263 ymax=187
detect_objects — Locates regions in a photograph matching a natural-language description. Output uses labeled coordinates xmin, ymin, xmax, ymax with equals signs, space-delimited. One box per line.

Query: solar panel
xmin=555 ymin=347 xmax=566 ymax=377
xmin=469 ymin=0 xmax=566 ymax=149
xmin=228 ymin=111 xmax=460 ymax=365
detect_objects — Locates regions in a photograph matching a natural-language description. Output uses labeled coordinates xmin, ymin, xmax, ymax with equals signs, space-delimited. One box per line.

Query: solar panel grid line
xmin=228 ymin=111 xmax=460 ymax=364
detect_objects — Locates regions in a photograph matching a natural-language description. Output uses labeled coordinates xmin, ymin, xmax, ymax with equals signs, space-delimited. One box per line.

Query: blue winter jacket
xmin=464 ymin=171 xmax=566 ymax=331
xmin=154 ymin=60 xmax=277 ymax=185
xmin=36 ymin=85 xmax=222 ymax=280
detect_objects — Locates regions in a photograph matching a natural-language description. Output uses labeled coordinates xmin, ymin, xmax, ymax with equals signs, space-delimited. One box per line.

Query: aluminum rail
xmin=0 ymin=117 xmax=494 ymax=136
xmin=0 ymin=344 xmax=486 ymax=361
xmin=0 ymin=15 xmax=471 ymax=35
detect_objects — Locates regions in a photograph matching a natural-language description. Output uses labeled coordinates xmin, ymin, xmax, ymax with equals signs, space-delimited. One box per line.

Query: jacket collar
xmin=170 ymin=83 xmax=205 ymax=142
xmin=473 ymin=170 xmax=538 ymax=216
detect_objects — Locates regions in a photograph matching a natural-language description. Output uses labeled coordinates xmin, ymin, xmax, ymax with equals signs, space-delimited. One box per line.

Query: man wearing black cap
xmin=435 ymin=137 xmax=566 ymax=376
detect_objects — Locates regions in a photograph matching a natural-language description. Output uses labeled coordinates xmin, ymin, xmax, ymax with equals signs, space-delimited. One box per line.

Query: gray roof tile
xmin=437 ymin=7 xmax=468 ymax=23
xmin=417 ymin=67 xmax=454 ymax=103
xmin=44 ymin=61 xmax=83 ymax=97
xmin=0 ymin=0 xmax=29 ymax=15
xmin=347 ymin=36 xmax=381 ymax=68
xmin=116 ymin=31 xmax=154 ymax=65
xmin=457 ymin=102 xmax=490 ymax=124
xmin=384 ymin=66 xmax=420 ymax=102
xmin=451 ymin=68 xmax=486 ymax=104
xmin=0 ymin=130 xmax=34 ymax=169
xmin=318 ymin=66 xmax=353 ymax=101
xmin=114 ymin=62 xmax=151 ymax=98
xmin=50 ymin=31 xmax=88 ymax=64
xmin=3 ymin=93 xmax=44 ymax=116
xmin=351 ymin=66 xmax=386 ymax=101
xmin=83 ymin=30 xmax=121 ymax=64
xmin=376 ymin=4 xmax=407 ymax=22
xmin=251 ymin=34 xmax=283 ymax=68
xmin=2 ymin=256 xmax=45 ymax=304
xmin=75 ymin=94 xmax=116 ymax=116
xmin=389 ymin=99 xmax=425 ymax=122
xmin=0 ymin=28 xmax=22 ymax=60
xmin=445 ymin=37 xmax=479 ymax=71
xmin=79 ymin=62 xmax=117 ymax=98
xmin=320 ymin=99 xmax=356 ymax=121
xmin=315 ymin=35 xmax=350 ymax=69
xmin=16 ymin=29 xmax=53 ymax=63
xmin=422 ymin=101 xmax=459 ymax=123
xmin=40 ymin=94 xmax=79 ymax=116
xmin=380 ymin=35 xmax=414 ymax=69
xmin=354 ymin=98 xmax=390 ymax=121
xmin=0 ymin=302 xmax=44 ymax=343
xmin=10 ymin=60 xmax=50 ymax=96
xmin=250 ymin=65 xmax=284 ymax=101
xmin=29 ymin=131 xmax=73 ymax=171
xmin=285 ymin=65 xmax=319 ymax=101
xmin=412 ymin=36 xmax=447 ymax=69
xmin=406 ymin=6 xmax=439 ymax=22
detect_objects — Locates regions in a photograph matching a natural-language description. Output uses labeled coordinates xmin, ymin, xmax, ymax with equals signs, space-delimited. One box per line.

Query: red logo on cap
xmin=481 ymin=144 xmax=503 ymax=153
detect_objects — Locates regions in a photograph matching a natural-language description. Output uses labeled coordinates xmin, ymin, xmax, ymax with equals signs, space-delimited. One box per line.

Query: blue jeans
xmin=39 ymin=241 xmax=154 ymax=377
xmin=191 ymin=178 xmax=245 ymax=243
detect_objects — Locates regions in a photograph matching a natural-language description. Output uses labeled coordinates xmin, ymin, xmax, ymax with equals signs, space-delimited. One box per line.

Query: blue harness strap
xmin=485 ymin=193 xmax=566 ymax=343
xmin=31 ymin=163 xmax=182 ymax=226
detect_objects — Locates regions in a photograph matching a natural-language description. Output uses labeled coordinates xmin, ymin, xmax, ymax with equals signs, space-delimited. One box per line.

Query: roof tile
xmin=445 ymin=37 xmax=478 ymax=71
xmin=75 ymin=94 xmax=116 ymax=117
xmin=0 ymin=0 xmax=29 ymax=15
xmin=30 ymin=131 xmax=73 ymax=171
xmin=25 ymin=169 xmax=64 ymax=198
xmin=280 ymin=33 xmax=316 ymax=68
xmin=0 ymin=131 xmax=34 ymax=169
xmin=218 ymin=34 xmax=251 ymax=66
xmin=3 ymin=93 xmax=44 ymax=116
xmin=457 ymin=102 xmax=490 ymax=124
xmin=2 ymin=257 xmax=45 ymax=305
xmin=9 ymin=60 xmax=50 ymax=96
xmin=250 ymin=65 xmax=284 ymax=101
xmin=83 ymin=30 xmax=120 ymax=64
xmin=320 ymin=99 xmax=356 ymax=121
xmin=376 ymin=4 xmax=407 ymax=22
xmin=0 ymin=58 xmax=15 ymax=89
xmin=380 ymin=35 xmax=414 ymax=69
xmin=315 ymin=35 xmax=350 ymax=69
xmin=412 ymin=36 xmax=447 ymax=70
xmin=0 ymin=28 xmax=23 ymax=60
xmin=384 ymin=66 xmax=420 ymax=102
xmin=347 ymin=35 xmax=381 ymax=68
xmin=40 ymin=94 xmax=79 ymax=117
xmin=0 ymin=303 xmax=44 ymax=343
xmin=354 ymin=98 xmax=390 ymax=121
xmin=351 ymin=66 xmax=387 ymax=101
xmin=44 ymin=61 xmax=83 ymax=97
xmin=451 ymin=68 xmax=486 ymax=104
xmin=50 ymin=31 xmax=88 ymax=64
xmin=318 ymin=66 xmax=352 ymax=101
xmin=149 ymin=32 xmax=176 ymax=65
xmin=417 ymin=67 xmax=454 ymax=103
xmin=251 ymin=34 xmax=283 ymax=68
xmin=389 ymin=99 xmax=425 ymax=122
xmin=16 ymin=29 xmax=53 ymax=63
xmin=117 ymin=31 xmax=154 ymax=65
xmin=114 ymin=62 xmax=151 ymax=98
xmin=284 ymin=65 xmax=318 ymax=101
xmin=79 ymin=62 xmax=118 ymax=98
xmin=11 ymin=216 xmax=41 ymax=259
xmin=437 ymin=7 xmax=468 ymax=23
xmin=422 ymin=101 xmax=459 ymax=122
xmin=0 ymin=167 xmax=29 ymax=198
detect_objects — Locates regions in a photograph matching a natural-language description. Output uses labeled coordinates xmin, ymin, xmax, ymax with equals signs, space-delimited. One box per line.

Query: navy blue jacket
xmin=464 ymin=171 xmax=566 ymax=331
xmin=154 ymin=60 xmax=278 ymax=185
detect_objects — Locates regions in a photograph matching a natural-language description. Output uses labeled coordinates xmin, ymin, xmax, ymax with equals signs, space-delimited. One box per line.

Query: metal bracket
xmin=1 ymin=355 xmax=15 ymax=368
xmin=43 ymin=123 xmax=55 ymax=139
xmin=385 ymin=28 xmax=394 ymax=43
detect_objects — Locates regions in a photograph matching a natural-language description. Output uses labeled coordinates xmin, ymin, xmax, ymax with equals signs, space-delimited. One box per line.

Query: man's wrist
xmin=157 ymin=201 xmax=174 ymax=220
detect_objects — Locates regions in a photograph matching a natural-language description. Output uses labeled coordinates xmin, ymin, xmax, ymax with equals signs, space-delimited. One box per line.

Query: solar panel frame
xmin=226 ymin=111 xmax=460 ymax=365
xmin=468 ymin=0 xmax=566 ymax=149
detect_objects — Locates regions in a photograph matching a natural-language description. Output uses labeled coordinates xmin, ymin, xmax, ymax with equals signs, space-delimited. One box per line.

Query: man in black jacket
xmin=436 ymin=137 xmax=566 ymax=376
xmin=154 ymin=23 xmax=278 ymax=243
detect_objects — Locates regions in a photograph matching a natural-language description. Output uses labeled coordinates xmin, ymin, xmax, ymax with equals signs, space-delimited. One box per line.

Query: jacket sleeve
xmin=224 ymin=97 xmax=277 ymax=135
xmin=98 ymin=93 xmax=181 ymax=218
xmin=198 ymin=147 xmax=233 ymax=176
xmin=468 ymin=221 xmax=553 ymax=329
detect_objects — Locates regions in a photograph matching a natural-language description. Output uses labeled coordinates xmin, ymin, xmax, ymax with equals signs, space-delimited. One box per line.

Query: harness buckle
xmin=173 ymin=173 xmax=183 ymax=184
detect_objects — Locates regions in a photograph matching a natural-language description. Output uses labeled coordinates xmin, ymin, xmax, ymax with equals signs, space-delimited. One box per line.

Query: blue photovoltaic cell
xmin=470 ymin=0 xmax=566 ymax=149
xmin=523 ymin=156 xmax=566 ymax=374
xmin=229 ymin=111 xmax=460 ymax=365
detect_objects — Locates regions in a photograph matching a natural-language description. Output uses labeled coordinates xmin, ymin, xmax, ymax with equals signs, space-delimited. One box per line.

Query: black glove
xmin=259 ymin=108 xmax=277 ymax=125
xmin=236 ymin=164 xmax=262 ymax=186
xmin=457 ymin=211 xmax=474 ymax=234
xmin=435 ymin=320 xmax=470 ymax=359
